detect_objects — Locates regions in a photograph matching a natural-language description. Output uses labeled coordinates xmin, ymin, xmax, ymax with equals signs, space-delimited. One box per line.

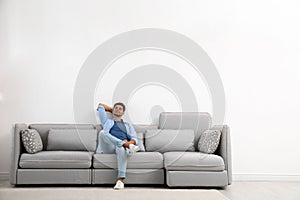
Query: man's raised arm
xmin=97 ymin=103 xmax=112 ymax=125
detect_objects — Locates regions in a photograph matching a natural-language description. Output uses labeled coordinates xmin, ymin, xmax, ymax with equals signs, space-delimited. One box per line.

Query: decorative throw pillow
xmin=198 ymin=129 xmax=221 ymax=154
xmin=21 ymin=129 xmax=43 ymax=154
xmin=136 ymin=132 xmax=145 ymax=152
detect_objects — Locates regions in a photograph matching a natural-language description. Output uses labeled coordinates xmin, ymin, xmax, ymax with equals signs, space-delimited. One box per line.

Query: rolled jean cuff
xmin=118 ymin=171 xmax=126 ymax=178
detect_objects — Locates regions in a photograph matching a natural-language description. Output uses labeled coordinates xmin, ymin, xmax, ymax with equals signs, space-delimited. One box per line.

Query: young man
xmin=96 ymin=102 xmax=139 ymax=190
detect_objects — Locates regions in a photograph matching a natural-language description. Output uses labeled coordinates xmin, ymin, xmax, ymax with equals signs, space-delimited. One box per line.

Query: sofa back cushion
xmin=158 ymin=112 xmax=212 ymax=151
xmin=47 ymin=129 xmax=98 ymax=152
xmin=145 ymin=129 xmax=195 ymax=153
xmin=28 ymin=124 xmax=95 ymax=150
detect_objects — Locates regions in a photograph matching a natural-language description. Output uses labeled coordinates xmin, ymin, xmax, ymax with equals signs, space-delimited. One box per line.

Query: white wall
xmin=1 ymin=0 xmax=300 ymax=180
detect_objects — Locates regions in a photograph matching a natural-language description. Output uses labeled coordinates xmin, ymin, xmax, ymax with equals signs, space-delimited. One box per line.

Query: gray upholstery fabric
xmin=158 ymin=112 xmax=212 ymax=151
xmin=198 ymin=129 xmax=221 ymax=154
xmin=10 ymin=123 xmax=27 ymax=185
xmin=166 ymin=170 xmax=228 ymax=187
xmin=17 ymin=169 xmax=91 ymax=184
xmin=145 ymin=129 xmax=195 ymax=153
xmin=28 ymin=124 xmax=95 ymax=150
xmin=136 ymin=132 xmax=146 ymax=152
xmin=19 ymin=151 xmax=93 ymax=168
xmin=93 ymin=169 xmax=164 ymax=184
xmin=21 ymin=129 xmax=43 ymax=154
xmin=93 ymin=152 xmax=163 ymax=169
xmin=133 ymin=124 xmax=158 ymax=152
xmin=95 ymin=124 xmax=103 ymax=132
xmin=11 ymin=121 xmax=232 ymax=187
xmin=164 ymin=152 xmax=225 ymax=171
xmin=210 ymin=125 xmax=232 ymax=184
xmin=133 ymin=124 xmax=158 ymax=133
xmin=47 ymin=129 xmax=97 ymax=152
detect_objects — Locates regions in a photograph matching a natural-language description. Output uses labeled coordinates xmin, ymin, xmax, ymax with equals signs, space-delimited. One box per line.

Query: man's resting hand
xmin=122 ymin=139 xmax=136 ymax=148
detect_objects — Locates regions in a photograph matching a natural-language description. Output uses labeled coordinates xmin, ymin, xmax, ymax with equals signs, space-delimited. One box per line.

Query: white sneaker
xmin=113 ymin=180 xmax=124 ymax=190
xmin=129 ymin=144 xmax=139 ymax=153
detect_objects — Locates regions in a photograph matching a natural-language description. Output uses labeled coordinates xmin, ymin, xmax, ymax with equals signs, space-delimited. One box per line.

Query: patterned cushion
xmin=198 ymin=129 xmax=221 ymax=154
xmin=21 ymin=129 xmax=43 ymax=154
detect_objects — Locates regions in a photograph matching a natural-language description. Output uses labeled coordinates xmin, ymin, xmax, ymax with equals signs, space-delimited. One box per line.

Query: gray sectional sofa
xmin=10 ymin=112 xmax=232 ymax=187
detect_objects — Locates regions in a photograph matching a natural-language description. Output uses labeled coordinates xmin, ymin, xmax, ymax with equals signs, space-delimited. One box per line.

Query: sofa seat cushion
xmin=93 ymin=152 xmax=163 ymax=169
xmin=164 ymin=152 xmax=225 ymax=171
xmin=19 ymin=151 xmax=93 ymax=169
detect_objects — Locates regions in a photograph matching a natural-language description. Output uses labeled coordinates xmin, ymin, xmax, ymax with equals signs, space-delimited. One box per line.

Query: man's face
xmin=113 ymin=105 xmax=124 ymax=117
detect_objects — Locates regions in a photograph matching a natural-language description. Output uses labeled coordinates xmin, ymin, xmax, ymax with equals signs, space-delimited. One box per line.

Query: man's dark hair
xmin=113 ymin=102 xmax=126 ymax=111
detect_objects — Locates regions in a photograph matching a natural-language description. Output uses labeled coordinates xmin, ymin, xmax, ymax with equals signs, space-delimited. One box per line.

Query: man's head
xmin=112 ymin=102 xmax=126 ymax=117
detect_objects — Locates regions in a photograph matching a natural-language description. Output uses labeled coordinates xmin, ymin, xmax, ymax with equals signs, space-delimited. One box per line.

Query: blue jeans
xmin=97 ymin=130 xmax=130 ymax=178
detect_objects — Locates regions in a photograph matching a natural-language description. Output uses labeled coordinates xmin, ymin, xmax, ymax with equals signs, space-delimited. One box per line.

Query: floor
xmin=0 ymin=180 xmax=300 ymax=200
xmin=219 ymin=181 xmax=300 ymax=200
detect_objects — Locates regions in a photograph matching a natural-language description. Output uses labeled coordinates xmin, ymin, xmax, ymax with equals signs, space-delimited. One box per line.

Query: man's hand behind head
xmin=98 ymin=103 xmax=113 ymax=113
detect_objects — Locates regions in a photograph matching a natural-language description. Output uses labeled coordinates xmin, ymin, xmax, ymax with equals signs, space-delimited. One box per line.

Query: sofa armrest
xmin=10 ymin=123 xmax=27 ymax=185
xmin=210 ymin=125 xmax=232 ymax=185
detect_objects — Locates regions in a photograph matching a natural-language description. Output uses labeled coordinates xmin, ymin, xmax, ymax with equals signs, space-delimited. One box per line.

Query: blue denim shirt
xmin=96 ymin=105 xmax=138 ymax=153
